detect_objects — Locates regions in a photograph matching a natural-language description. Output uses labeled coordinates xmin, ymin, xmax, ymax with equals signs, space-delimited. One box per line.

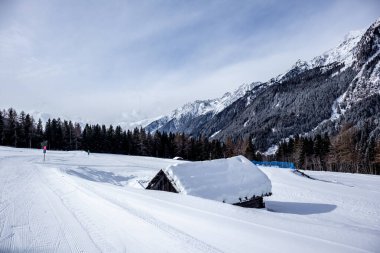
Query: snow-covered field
xmin=0 ymin=147 xmax=379 ymax=253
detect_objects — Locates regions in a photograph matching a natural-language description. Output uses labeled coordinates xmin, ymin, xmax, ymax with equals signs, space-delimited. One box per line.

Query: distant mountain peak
xmin=283 ymin=29 xmax=365 ymax=82
xmin=145 ymin=81 xmax=262 ymax=133
xmin=310 ymin=29 xmax=365 ymax=69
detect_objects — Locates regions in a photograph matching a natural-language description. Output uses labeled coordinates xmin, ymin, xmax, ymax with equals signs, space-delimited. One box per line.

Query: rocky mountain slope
xmin=203 ymin=18 xmax=380 ymax=151
xmin=145 ymin=82 xmax=264 ymax=134
xmin=146 ymin=18 xmax=380 ymax=152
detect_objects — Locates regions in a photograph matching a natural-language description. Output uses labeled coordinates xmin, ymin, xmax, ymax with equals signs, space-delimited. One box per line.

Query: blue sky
xmin=0 ymin=0 xmax=379 ymax=126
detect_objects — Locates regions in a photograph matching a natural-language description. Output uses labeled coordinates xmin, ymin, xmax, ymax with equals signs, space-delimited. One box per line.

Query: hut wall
xmin=146 ymin=170 xmax=178 ymax=193
xmin=233 ymin=196 xmax=265 ymax=208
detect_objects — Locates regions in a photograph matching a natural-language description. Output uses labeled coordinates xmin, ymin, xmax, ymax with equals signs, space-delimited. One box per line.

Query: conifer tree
xmin=374 ymin=141 xmax=380 ymax=164
xmin=24 ymin=114 xmax=34 ymax=148
xmin=106 ymin=125 xmax=115 ymax=153
xmin=17 ymin=111 xmax=27 ymax=147
xmin=74 ymin=123 xmax=81 ymax=150
xmin=293 ymin=136 xmax=305 ymax=169
xmin=225 ymin=137 xmax=234 ymax=158
xmin=34 ymin=119 xmax=44 ymax=148
xmin=45 ymin=119 xmax=52 ymax=149
xmin=0 ymin=111 xmax=4 ymax=145
xmin=6 ymin=108 xmax=18 ymax=147
xmin=243 ymin=135 xmax=256 ymax=160
xmin=114 ymin=126 xmax=123 ymax=153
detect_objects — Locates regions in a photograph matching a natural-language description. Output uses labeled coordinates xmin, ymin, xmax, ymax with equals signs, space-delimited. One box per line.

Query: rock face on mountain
xmin=146 ymin=18 xmax=380 ymax=151
xmin=145 ymin=82 xmax=264 ymax=134
xmin=196 ymin=64 xmax=357 ymax=149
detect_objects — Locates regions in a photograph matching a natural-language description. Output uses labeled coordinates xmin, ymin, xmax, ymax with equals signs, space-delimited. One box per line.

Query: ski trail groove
xmin=36 ymin=165 xmax=103 ymax=253
xmin=104 ymin=196 xmax=224 ymax=253
xmin=51 ymin=168 xmax=225 ymax=253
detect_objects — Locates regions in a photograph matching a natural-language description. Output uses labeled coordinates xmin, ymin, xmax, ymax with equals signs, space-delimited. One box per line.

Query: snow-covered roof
xmin=163 ymin=156 xmax=272 ymax=204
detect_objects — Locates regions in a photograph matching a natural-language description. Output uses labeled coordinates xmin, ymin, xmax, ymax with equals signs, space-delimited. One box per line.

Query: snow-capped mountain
xmin=145 ymin=82 xmax=263 ymax=133
xmin=118 ymin=116 xmax=164 ymax=130
xmin=313 ymin=18 xmax=380 ymax=132
xmin=280 ymin=29 xmax=365 ymax=82
xmin=188 ymin=18 xmax=380 ymax=151
xmin=144 ymin=18 xmax=380 ymax=152
xmin=280 ymin=24 xmax=378 ymax=124
xmin=340 ymin=18 xmax=380 ymax=109
xmin=310 ymin=30 xmax=365 ymax=69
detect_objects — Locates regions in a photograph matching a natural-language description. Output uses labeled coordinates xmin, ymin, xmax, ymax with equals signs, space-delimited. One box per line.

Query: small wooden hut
xmin=146 ymin=156 xmax=272 ymax=208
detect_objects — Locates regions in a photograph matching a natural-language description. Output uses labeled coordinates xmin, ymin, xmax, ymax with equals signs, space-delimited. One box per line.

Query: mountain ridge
xmin=144 ymin=18 xmax=380 ymax=152
xmin=145 ymin=81 xmax=264 ymax=134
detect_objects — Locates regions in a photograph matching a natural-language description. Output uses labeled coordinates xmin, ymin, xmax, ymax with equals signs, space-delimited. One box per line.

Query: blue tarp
xmin=252 ymin=160 xmax=296 ymax=170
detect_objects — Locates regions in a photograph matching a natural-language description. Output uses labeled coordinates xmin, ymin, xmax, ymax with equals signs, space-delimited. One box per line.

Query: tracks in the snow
xmin=95 ymin=191 xmax=224 ymax=253
xmin=44 ymin=165 xmax=224 ymax=253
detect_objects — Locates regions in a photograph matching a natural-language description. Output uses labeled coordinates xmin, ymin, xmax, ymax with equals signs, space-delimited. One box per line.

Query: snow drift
xmin=162 ymin=155 xmax=272 ymax=204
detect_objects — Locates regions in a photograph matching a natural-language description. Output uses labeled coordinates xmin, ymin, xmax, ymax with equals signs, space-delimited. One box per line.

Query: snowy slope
xmin=340 ymin=18 xmax=380 ymax=110
xmin=0 ymin=146 xmax=379 ymax=253
xmin=162 ymin=156 xmax=271 ymax=203
xmin=311 ymin=18 xmax=380 ymax=133
xmin=145 ymin=82 xmax=262 ymax=133
xmin=263 ymin=19 xmax=380 ymax=120
xmin=118 ymin=115 xmax=165 ymax=130
xmin=310 ymin=30 xmax=364 ymax=69
xmin=280 ymin=29 xmax=364 ymax=82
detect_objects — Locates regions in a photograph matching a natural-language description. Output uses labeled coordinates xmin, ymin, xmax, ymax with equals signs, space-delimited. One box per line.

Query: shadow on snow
xmin=266 ymin=201 xmax=337 ymax=215
xmin=66 ymin=166 xmax=135 ymax=186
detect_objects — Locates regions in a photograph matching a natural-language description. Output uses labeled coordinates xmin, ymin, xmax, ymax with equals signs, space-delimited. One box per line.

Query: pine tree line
xmin=0 ymin=108 xmax=226 ymax=161
xmin=0 ymin=108 xmax=45 ymax=149
xmin=1 ymin=107 xmax=379 ymax=173
xmin=81 ymin=124 xmax=226 ymax=160
xmin=274 ymin=125 xmax=380 ymax=174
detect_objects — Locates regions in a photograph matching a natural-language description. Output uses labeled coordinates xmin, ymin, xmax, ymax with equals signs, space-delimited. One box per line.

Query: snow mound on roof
xmin=164 ymin=155 xmax=272 ymax=204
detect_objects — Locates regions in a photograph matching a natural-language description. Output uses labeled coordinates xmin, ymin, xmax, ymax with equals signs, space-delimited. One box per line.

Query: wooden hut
xmin=146 ymin=156 xmax=272 ymax=208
